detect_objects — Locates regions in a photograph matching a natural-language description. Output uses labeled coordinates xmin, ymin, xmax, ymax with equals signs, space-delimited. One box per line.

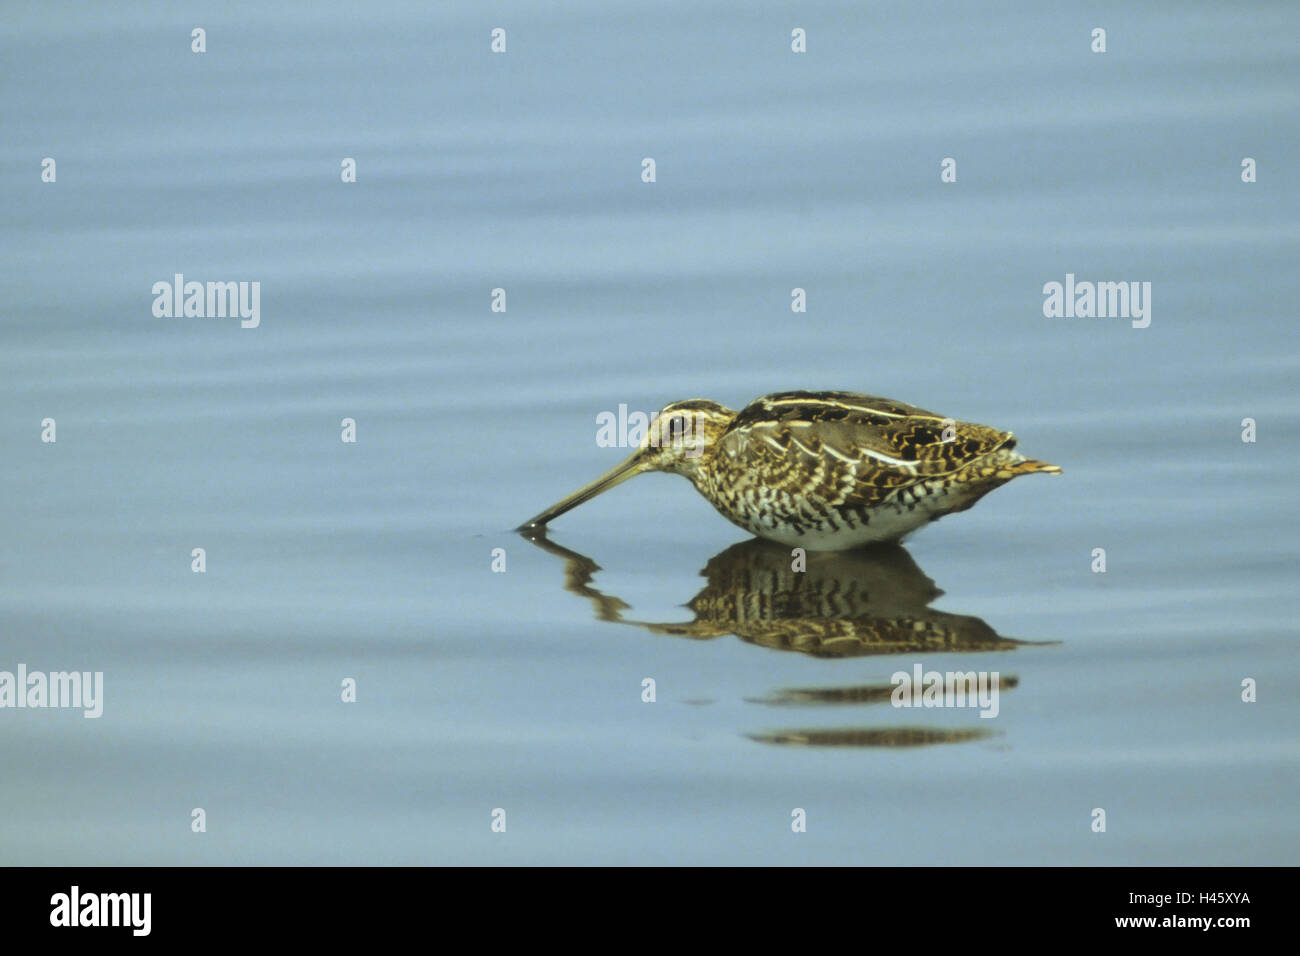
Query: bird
xmin=519 ymin=390 xmax=1061 ymax=550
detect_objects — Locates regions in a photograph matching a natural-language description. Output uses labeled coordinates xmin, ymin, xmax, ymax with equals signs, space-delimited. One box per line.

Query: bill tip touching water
xmin=520 ymin=390 xmax=1061 ymax=550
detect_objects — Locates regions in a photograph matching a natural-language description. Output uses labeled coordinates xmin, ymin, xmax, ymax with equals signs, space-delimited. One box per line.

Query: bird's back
xmin=716 ymin=390 xmax=1014 ymax=482
xmin=698 ymin=391 xmax=1031 ymax=548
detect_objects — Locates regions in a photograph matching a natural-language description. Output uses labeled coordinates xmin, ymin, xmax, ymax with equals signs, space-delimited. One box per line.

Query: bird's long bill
xmin=519 ymin=452 xmax=648 ymax=530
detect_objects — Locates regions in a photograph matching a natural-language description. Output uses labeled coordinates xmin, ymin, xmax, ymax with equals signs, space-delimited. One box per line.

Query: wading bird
xmin=520 ymin=391 xmax=1060 ymax=550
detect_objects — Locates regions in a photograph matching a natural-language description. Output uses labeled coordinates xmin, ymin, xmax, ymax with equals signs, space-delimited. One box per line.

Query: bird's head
xmin=519 ymin=399 xmax=735 ymax=529
xmin=635 ymin=399 xmax=735 ymax=475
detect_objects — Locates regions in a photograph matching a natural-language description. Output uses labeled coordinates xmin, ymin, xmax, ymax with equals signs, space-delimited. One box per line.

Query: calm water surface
xmin=1 ymin=1 xmax=1297 ymax=864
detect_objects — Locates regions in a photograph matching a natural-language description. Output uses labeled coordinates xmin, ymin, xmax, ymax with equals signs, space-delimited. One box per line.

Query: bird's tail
xmin=1008 ymin=457 xmax=1062 ymax=475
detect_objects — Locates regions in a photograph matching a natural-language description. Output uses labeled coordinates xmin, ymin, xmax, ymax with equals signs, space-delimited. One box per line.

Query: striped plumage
xmin=522 ymin=390 xmax=1060 ymax=550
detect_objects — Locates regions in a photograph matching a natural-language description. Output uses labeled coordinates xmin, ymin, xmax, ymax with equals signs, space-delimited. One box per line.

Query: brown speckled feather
xmin=712 ymin=391 xmax=1016 ymax=512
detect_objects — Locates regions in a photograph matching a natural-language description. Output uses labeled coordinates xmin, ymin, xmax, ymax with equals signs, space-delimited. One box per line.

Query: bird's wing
xmin=717 ymin=393 xmax=1013 ymax=508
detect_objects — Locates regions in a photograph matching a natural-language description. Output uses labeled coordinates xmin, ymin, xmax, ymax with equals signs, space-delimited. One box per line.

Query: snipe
xmin=520 ymin=390 xmax=1060 ymax=550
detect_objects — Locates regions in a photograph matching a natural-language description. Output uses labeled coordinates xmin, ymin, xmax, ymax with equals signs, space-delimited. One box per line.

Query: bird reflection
xmin=748 ymin=727 xmax=994 ymax=748
xmin=519 ymin=529 xmax=1051 ymax=748
xmin=520 ymin=530 xmax=1039 ymax=657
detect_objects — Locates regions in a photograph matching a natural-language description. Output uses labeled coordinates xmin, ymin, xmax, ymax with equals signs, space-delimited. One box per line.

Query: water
xmin=1 ymin=0 xmax=1297 ymax=864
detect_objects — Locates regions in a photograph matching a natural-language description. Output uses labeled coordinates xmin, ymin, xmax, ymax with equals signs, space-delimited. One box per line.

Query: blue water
xmin=1 ymin=1 xmax=1297 ymax=864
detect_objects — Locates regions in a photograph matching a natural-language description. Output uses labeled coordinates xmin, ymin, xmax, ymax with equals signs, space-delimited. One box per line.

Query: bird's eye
xmin=668 ymin=415 xmax=686 ymax=440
